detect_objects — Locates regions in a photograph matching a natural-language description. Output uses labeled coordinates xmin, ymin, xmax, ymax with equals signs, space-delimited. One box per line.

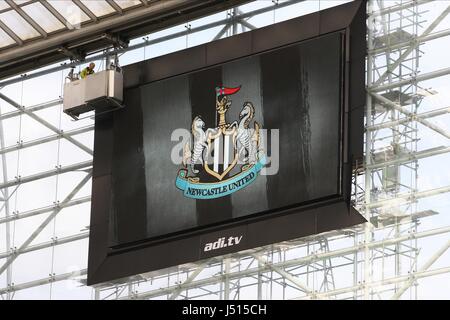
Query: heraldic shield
xmin=176 ymin=85 xmax=267 ymax=200
xmin=204 ymin=126 xmax=238 ymax=181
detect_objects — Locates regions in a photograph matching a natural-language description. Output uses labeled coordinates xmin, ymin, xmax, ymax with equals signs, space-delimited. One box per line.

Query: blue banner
xmin=176 ymin=157 xmax=267 ymax=200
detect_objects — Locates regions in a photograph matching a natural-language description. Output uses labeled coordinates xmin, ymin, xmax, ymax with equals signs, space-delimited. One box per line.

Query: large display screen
xmin=110 ymin=33 xmax=342 ymax=246
xmin=88 ymin=0 xmax=366 ymax=285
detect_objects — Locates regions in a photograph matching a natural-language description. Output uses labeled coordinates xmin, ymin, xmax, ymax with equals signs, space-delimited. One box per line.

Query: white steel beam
xmin=372 ymin=5 xmax=450 ymax=86
xmin=0 ymin=99 xmax=62 ymax=121
xmin=311 ymin=266 xmax=450 ymax=299
xmin=0 ymin=125 xmax=94 ymax=156
xmin=0 ymin=20 xmax=23 ymax=46
xmin=2 ymin=224 xmax=450 ymax=298
xmin=371 ymin=67 xmax=450 ymax=93
xmin=366 ymin=106 xmax=450 ymax=131
xmin=5 ymin=0 xmax=47 ymax=38
xmin=253 ymin=254 xmax=316 ymax=297
xmin=370 ymin=29 xmax=450 ymax=55
xmin=0 ymin=173 xmax=92 ymax=277
xmin=168 ymin=263 xmax=208 ymax=300
xmin=0 ymin=0 xmax=306 ymax=88
xmin=0 ymin=196 xmax=91 ymax=225
xmin=0 ymin=0 xmax=233 ymax=71
xmin=5 ymin=266 xmax=450 ymax=299
xmin=0 ymin=92 xmax=93 ymax=155
xmin=72 ymin=0 xmax=98 ymax=22
xmin=367 ymin=146 xmax=450 ymax=169
xmin=115 ymin=226 xmax=450 ymax=299
xmin=391 ymin=237 xmax=450 ymax=299
xmin=371 ymin=0 xmax=433 ymax=18
xmin=0 ymin=232 xmax=89 ymax=259
xmin=0 ymin=269 xmax=87 ymax=295
xmin=366 ymin=186 xmax=450 ymax=209
xmin=213 ymin=23 xmax=232 ymax=41
xmin=370 ymin=92 xmax=450 ymax=140
xmin=0 ymin=0 xmax=448 ymax=301
xmin=106 ymin=0 xmax=123 ymax=15
xmin=364 ymin=0 xmax=375 ymax=300
xmin=0 ymin=160 xmax=92 ymax=190
xmin=0 ymin=106 xmax=12 ymax=299
xmin=38 ymin=0 xmax=75 ymax=30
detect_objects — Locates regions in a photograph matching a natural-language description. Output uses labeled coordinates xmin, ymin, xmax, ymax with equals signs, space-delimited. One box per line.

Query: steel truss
xmin=0 ymin=0 xmax=450 ymax=300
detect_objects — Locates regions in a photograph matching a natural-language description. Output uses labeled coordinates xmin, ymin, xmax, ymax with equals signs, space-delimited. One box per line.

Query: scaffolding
xmin=1 ymin=0 xmax=450 ymax=300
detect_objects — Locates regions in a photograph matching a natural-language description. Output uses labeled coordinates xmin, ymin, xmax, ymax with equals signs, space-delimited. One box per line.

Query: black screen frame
xmin=88 ymin=0 xmax=367 ymax=285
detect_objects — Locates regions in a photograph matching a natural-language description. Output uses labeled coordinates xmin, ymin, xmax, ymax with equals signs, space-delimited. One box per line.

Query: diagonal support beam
xmin=0 ymin=160 xmax=92 ymax=190
xmin=106 ymin=0 xmax=123 ymax=15
xmin=115 ymin=225 xmax=450 ymax=299
xmin=0 ymin=269 xmax=88 ymax=295
xmin=38 ymin=0 xmax=75 ymax=30
xmin=0 ymin=20 xmax=23 ymax=45
xmin=366 ymin=146 xmax=450 ymax=170
xmin=0 ymin=172 xmax=92 ymax=277
xmin=213 ymin=23 xmax=231 ymax=41
xmin=391 ymin=237 xmax=450 ymax=300
xmin=0 ymin=232 xmax=89 ymax=259
xmin=373 ymin=5 xmax=450 ymax=86
xmin=0 ymin=106 xmax=12 ymax=299
xmin=252 ymin=254 xmax=318 ymax=298
xmin=0 ymin=196 xmax=91 ymax=225
xmin=370 ymin=92 xmax=450 ymax=140
xmin=371 ymin=67 xmax=450 ymax=92
xmin=168 ymin=262 xmax=208 ymax=300
xmin=370 ymin=29 xmax=450 ymax=55
xmin=0 ymin=125 xmax=94 ymax=156
xmin=5 ymin=0 xmax=47 ymax=38
xmin=72 ymin=0 xmax=98 ymax=22
xmin=238 ymin=19 xmax=257 ymax=31
xmin=366 ymin=185 xmax=450 ymax=210
xmin=0 ymin=0 xmax=307 ymax=88
xmin=371 ymin=0 xmax=433 ymax=17
xmin=0 ymin=92 xmax=93 ymax=155
xmin=0 ymin=99 xmax=62 ymax=121
xmin=236 ymin=8 xmax=257 ymax=31
xmin=366 ymin=106 xmax=450 ymax=131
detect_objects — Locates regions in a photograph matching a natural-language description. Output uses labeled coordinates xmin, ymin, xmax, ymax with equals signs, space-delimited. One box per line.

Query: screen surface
xmin=109 ymin=32 xmax=343 ymax=246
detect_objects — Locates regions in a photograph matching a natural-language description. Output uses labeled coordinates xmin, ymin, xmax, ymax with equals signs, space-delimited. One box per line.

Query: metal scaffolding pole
xmin=364 ymin=0 xmax=375 ymax=300
xmin=0 ymin=125 xmax=94 ymax=156
xmin=253 ymin=254 xmax=315 ymax=297
xmin=371 ymin=67 xmax=450 ymax=92
xmin=1 ymin=0 xmax=449 ymax=300
xmin=366 ymin=106 xmax=450 ymax=131
xmin=0 ymin=269 xmax=88 ymax=295
xmin=0 ymin=196 xmax=91 ymax=225
xmin=372 ymin=4 xmax=450 ymax=86
xmin=0 ymin=106 xmax=12 ymax=299
xmin=0 ymin=93 xmax=92 ymax=155
xmin=391 ymin=237 xmax=450 ymax=300
xmin=0 ymin=99 xmax=62 ymax=121
xmin=0 ymin=172 xmax=92 ymax=277
xmin=0 ymin=0 xmax=306 ymax=89
xmin=0 ymin=232 xmax=89 ymax=259
xmin=3 ymin=223 xmax=450 ymax=298
xmin=0 ymin=160 xmax=92 ymax=190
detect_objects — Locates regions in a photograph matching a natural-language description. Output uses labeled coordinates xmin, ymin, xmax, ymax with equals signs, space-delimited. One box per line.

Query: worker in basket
xmin=80 ymin=62 xmax=96 ymax=79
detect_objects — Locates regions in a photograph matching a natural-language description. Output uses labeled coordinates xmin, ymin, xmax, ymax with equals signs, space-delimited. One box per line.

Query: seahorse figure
xmin=237 ymin=102 xmax=257 ymax=163
xmin=190 ymin=116 xmax=208 ymax=174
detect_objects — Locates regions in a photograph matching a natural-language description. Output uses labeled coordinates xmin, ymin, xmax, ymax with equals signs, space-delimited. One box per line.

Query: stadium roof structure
xmin=0 ymin=0 xmax=249 ymax=80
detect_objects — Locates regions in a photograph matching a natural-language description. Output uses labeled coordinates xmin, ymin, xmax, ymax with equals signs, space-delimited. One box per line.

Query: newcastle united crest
xmin=176 ymin=86 xmax=266 ymax=199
